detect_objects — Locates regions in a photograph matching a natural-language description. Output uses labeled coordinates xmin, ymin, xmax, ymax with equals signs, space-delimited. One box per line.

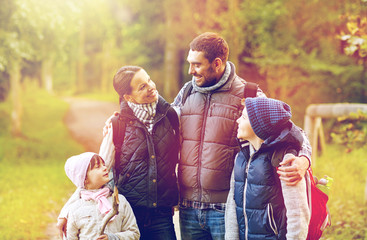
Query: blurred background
xmin=0 ymin=0 xmax=366 ymax=239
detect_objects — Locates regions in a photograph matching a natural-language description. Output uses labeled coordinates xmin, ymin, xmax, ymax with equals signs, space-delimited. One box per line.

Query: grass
xmin=313 ymin=145 xmax=367 ymax=239
xmin=0 ymin=83 xmax=366 ymax=239
xmin=0 ymin=83 xmax=84 ymax=239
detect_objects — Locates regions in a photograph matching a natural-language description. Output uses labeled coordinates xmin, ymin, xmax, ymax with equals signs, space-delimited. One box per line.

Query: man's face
xmin=187 ymin=50 xmax=218 ymax=87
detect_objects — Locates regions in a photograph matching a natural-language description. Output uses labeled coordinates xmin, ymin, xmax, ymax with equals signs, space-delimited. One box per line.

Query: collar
xmin=191 ymin=62 xmax=231 ymax=93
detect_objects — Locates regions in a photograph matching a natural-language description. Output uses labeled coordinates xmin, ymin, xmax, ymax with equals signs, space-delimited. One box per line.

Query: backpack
xmin=110 ymin=107 xmax=179 ymax=180
xmin=272 ymin=147 xmax=331 ymax=240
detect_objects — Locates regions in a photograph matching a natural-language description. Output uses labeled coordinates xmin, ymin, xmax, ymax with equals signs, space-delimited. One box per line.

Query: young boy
xmin=64 ymin=152 xmax=140 ymax=240
xmin=225 ymin=98 xmax=310 ymax=240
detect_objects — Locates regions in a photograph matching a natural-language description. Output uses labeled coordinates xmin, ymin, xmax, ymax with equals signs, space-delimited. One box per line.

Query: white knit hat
xmin=65 ymin=152 xmax=96 ymax=188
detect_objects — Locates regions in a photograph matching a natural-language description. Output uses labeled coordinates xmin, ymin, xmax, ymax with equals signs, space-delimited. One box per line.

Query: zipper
xmin=243 ymin=153 xmax=254 ymax=240
xmin=267 ymin=203 xmax=278 ymax=235
xmin=197 ymin=93 xmax=211 ymax=202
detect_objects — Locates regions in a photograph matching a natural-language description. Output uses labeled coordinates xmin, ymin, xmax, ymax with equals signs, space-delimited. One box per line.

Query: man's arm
xmin=277 ymin=129 xmax=312 ymax=186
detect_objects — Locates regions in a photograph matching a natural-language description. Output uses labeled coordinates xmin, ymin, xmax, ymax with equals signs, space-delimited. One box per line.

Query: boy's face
xmin=84 ymin=156 xmax=110 ymax=190
xmin=236 ymin=107 xmax=256 ymax=140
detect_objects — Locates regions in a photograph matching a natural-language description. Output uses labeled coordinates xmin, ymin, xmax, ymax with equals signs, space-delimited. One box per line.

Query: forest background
xmin=0 ymin=0 xmax=367 ymax=239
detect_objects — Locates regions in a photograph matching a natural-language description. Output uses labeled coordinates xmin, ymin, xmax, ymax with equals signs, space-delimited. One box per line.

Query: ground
xmin=45 ymin=98 xmax=180 ymax=239
xmin=45 ymin=97 xmax=119 ymax=239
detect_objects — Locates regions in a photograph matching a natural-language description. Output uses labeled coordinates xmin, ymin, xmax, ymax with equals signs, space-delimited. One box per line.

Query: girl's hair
xmin=113 ymin=66 xmax=142 ymax=101
xmin=87 ymin=154 xmax=105 ymax=172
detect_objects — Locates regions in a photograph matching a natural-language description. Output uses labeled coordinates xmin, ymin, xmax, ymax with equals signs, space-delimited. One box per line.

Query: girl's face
xmin=84 ymin=156 xmax=109 ymax=190
xmin=236 ymin=107 xmax=256 ymax=140
xmin=124 ymin=69 xmax=158 ymax=104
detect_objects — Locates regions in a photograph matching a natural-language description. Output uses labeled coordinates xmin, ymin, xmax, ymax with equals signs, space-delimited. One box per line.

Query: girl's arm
xmin=56 ymin=188 xmax=80 ymax=238
xmin=66 ymin=210 xmax=79 ymax=240
xmin=111 ymin=195 xmax=140 ymax=240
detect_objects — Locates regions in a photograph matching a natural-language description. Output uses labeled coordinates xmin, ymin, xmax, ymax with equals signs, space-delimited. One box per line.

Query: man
xmin=172 ymin=32 xmax=311 ymax=240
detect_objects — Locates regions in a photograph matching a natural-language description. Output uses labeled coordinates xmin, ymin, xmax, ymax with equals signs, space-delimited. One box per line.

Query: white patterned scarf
xmin=127 ymin=99 xmax=158 ymax=133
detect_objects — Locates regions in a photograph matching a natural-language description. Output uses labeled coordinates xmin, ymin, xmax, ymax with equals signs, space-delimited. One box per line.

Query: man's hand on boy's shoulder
xmin=277 ymin=155 xmax=308 ymax=186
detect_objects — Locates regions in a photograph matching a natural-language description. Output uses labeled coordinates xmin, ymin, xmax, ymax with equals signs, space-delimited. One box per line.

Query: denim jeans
xmin=179 ymin=206 xmax=225 ymax=240
xmin=133 ymin=207 xmax=177 ymax=240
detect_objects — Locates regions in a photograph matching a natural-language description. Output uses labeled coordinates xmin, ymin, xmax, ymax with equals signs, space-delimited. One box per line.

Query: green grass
xmin=0 ymin=83 xmax=366 ymax=239
xmin=0 ymin=83 xmax=83 ymax=239
xmin=313 ymin=145 xmax=367 ymax=239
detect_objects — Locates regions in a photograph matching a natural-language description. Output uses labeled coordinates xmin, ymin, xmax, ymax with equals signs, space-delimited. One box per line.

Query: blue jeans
xmin=179 ymin=206 xmax=225 ymax=240
xmin=133 ymin=207 xmax=177 ymax=240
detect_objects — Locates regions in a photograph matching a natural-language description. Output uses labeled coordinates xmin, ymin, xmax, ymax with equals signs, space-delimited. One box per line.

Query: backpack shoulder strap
xmin=166 ymin=107 xmax=179 ymax=137
xmin=244 ymin=82 xmax=259 ymax=98
xmin=182 ymin=81 xmax=193 ymax=105
xmin=111 ymin=113 xmax=126 ymax=170
xmin=271 ymin=146 xmax=298 ymax=167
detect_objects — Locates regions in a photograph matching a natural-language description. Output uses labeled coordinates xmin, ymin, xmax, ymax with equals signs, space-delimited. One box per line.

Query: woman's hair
xmin=113 ymin=66 xmax=142 ymax=99
xmin=189 ymin=32 xmax=229 ymax=63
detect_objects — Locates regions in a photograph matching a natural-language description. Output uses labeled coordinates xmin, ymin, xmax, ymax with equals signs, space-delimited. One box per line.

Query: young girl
xmin=64 ymin=152 xmax=140 ymax=240
xmin=225 ymin=97 xmax=310 ymax=240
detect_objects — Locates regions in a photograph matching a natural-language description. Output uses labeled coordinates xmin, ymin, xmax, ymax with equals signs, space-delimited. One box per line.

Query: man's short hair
xmin=189 ymin=32 xmax=229 ymax=63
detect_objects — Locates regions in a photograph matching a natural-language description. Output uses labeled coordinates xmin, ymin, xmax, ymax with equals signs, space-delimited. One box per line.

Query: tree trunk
xmin=163 ymin=0 xmax=180 ymax=102
xmin=228 ymin=0 xmax=241 ymax=67
xmin=41 ymin=58 xmax=53 ymax=94
xmin=76 ymin=21 xmax=85 ymax=93
xmin=10 ymin=60 xmax=22 ymax=136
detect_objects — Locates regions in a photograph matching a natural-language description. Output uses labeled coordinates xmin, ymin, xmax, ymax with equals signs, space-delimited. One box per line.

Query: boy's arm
xmin=280 ymin=154 xmax=310 ymax=240
xmin=112 ymin=195 xmax=140 ymax=240
xmin=225 ymin=168 xmax=239 ymax=240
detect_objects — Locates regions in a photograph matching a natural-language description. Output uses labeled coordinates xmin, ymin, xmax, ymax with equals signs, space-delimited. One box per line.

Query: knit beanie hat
xmin=245 ymin=97 xmax=292 ymax=140
xmin=65 ymin=152 xmax=96 ymax=188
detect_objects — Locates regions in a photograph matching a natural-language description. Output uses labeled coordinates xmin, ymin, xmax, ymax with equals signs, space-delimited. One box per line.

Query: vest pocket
xmin=267 ymin=203 xmax=278 ymax=235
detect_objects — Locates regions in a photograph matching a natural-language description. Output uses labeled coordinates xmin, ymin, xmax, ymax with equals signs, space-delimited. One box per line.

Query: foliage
xmin=313 ymin=145 xmax=367 ymax=239
xmin=330 ymin=110 xmax=367 ymax=152
xmin=0 ymin=83 xmax=83 ymax=239
xmin=1 ymin=0 xmax=367 ymax=120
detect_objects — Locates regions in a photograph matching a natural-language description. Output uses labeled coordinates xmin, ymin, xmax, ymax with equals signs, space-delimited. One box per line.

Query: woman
xmin=58 ymin=66 xmax=179 ymax=240
xmin=110 ymin=66 xmax=179 ymax=240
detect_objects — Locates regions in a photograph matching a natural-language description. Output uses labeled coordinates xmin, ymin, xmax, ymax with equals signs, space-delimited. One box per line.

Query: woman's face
xmin=236 ymin=107 xmax=256 ymax=140
xmin=124 ymin=69 xmax=158 ymax=104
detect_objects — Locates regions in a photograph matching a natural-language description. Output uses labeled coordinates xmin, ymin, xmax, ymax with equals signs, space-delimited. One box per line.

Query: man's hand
xmin=97 ymin=234 xmax=109 ymax=240
xmin=56 ymin=218 xmax=67 ymax=239
xmin=277 ymin=155 xmax=309 ymax=186
xmin=103 ymin=111 xmax=119 ymax=137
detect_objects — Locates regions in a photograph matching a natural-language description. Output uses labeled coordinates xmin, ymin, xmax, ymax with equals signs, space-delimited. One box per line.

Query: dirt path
xmin=62 ymin=97 xmax=120 ymax=152
xmin=45 ymin=98 xmax=119 ymax=240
